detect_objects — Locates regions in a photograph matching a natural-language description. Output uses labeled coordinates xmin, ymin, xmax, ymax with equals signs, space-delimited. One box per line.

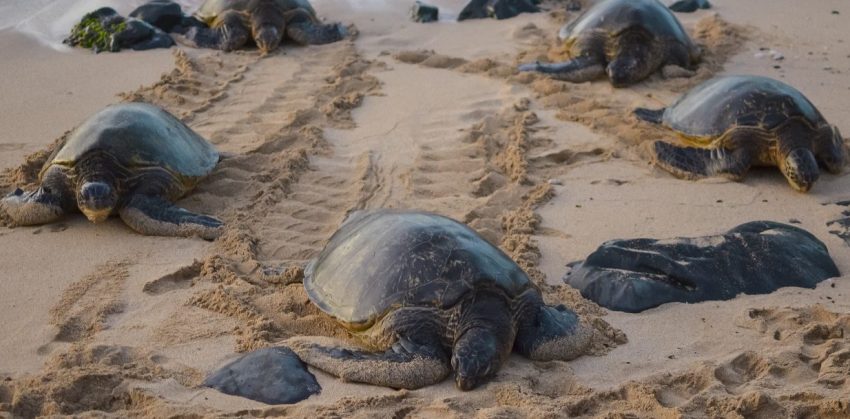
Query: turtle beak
xmin=82 ymin=207 xmax=112 ymax=223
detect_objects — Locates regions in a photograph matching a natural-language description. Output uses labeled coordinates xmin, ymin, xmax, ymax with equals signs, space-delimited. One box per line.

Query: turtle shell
xmin=48 ymin=103 xmax=218 ymax=186
xmin=195 ymin=0 xmax=315 ymax=21
xmin=661 ymin=75 xmax=826 ymax=138
xmin=304 ymin=210 xmax=534 ymax=330
xmin=559 ymin=0 xmax=693 ymax=46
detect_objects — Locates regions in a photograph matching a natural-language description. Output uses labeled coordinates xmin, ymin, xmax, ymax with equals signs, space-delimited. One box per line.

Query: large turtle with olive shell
xmin=182 ymin=0 xmax=346 ymax=54
xmin=634 ymin=75 xmax=846 ymax=192
xmin=518 ymin=0 xmax=700 ymax=87
xmin=0 ymin=103 xmax=223 ymax=239
xmin=277 ymin=209 xmax=592 ymax=391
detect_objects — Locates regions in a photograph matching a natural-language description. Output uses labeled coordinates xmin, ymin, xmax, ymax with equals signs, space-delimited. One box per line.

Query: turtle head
xmin=254 ymin=25 xmax=281 ymax=55
xmin=451 ymin=293 xmax=514 ymax=391
xmin=606 ymin=56 xmax=650 ymax=88
xmin=452 ymin=327 xmax=503 ymax=391
xmin=782 ymin=148 xmax=819 ymax=192
xmin=77 ymin=181 xmax=118 ymax=223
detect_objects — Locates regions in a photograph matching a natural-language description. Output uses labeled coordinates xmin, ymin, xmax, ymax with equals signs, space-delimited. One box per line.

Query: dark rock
xmin=65 ymin=7 xmax=174 ymax=52
xmin=411 ymin=1 xmax=439 ymax=23
xmin=458 ymin=0 xmax=539 ymax=21
xmin=204 ymin=347 xmax=321 ymax=405
xmin=129 ymin=0 xmax=184 ymax=32
xmin=564 ymin=221 xmax=839 ymax=313
xmin=669 ymin=0 xmax=711 ymax=13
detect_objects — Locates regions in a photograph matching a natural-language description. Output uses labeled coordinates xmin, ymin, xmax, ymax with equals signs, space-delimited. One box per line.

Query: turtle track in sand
xmin=393 ymin=12 xmax=749 ymax=159
xmin=0 ymin=36 xmax=384 ymax=416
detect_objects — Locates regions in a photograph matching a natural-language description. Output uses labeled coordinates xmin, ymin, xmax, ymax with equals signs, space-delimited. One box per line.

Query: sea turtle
xmin=634 ymin=75 xmax=846 ymax=192
xmin=282 ymin=209 xmax=591 ymax=390
xmin=458 ymin=0 xmax=540 ymax=21
xmin=182 ymin=0 xmax=346 ymax=54
xmin=0 ymin=103 xmax=223 ymax=239
xmin=517 ymin=0 xmax=700 ymax=87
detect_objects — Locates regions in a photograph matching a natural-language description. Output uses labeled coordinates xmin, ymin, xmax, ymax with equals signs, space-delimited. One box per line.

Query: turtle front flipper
xmin=119 ymin=194 xmax=223 ymax=240
xmin=633 ymin=107 xmax=666 ymax=124
xmin=283 ymin=9 xmax=347 ymax=45
xmin=514 ymin=303 xmax=591 ymax=361
xmin=517 ymin=56 xmax=605 ymax=83
xmin=653 ymin=141 xmax=752 ymax=180
xmin=0 ymin=167 xmax=72 ymax=227
xmin=815 ymin=125 xmax=847 ymax=174
xmin=178 ymin=11 xmax=250 ymax=51
xmin=0 ymin=188 xmax=66 ymax=227
xmin=286 ymin=335 xmax=450 ymax=390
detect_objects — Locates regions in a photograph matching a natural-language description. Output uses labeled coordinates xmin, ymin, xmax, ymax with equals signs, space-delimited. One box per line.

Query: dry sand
xmin=1 ymin=0 xmax=849 ymax=417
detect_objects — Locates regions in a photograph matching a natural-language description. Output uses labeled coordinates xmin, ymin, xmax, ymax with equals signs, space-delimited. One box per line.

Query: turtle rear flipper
xmin=283 ymin=9 xmax=347 ymax=45
xmin=653 ymin=141 xmax=752 ymax=180
xmin=633 ymin=107 xmax=665 ymax=124
xmin=517 ymin=56 xmax=605 ymax=83
xmin=119 ymin=194 xmax=223 ymax=240
xmin=286 ymin=335 xmax=450 ymax=390
xmin=514 ymin=304 xmax=591 ymax=361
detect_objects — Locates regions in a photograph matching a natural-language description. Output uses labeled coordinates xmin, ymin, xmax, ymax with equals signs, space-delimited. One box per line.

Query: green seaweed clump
xmin=65 ymin=10 xmax=127 ymax=53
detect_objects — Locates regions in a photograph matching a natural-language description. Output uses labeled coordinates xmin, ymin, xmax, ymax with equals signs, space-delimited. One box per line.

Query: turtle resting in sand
xmin=634 ymin=75 xmax=846 ymax=192
xmin=181 ymin=0 xmax=347 ymax=54
xmin=458 ymin=0 xmax=540 ymax=21
xmin=0 ymin=103 xmax=222 ymax=239
xmin=517 ymin=0 xmax=700 ymax=87
xmin=278 ymin=209 xmax=591 ymax=391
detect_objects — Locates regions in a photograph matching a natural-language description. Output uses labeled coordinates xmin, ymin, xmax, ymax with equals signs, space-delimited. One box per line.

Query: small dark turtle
xmin=668 ymin=0 xmax=711 ymax=13
xmin=634 ymin=75 xmax=846 ymax=192
xmin=458 ymin=0 xmax=540 ymax=21
xmin=182 ymin=0 xmax=346 ymax=54
xmin=281 ymin=209 xmax=591 ymax=390
xmin=0 ymin=103 xmax=222 ymax=239
xmin=518 ymin=0 xmax=700 ymax=87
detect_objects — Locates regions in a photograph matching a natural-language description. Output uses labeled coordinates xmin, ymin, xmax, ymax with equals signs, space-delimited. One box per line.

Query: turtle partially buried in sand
xmin=207 ymin=210 xmax=592 ymax=399
xmin=634 ymin=75 xmax=846 ymax=192
xmin=0 ymin=103 xmax=222 ymax=239
xmin=518 ymin=0 xmax=700 ymax=87
xmin=181 ymin=0 xmax=347 ymax=54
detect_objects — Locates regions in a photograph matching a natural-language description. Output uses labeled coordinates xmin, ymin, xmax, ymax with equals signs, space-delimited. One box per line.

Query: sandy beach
xmin=1 ymin=0 xmax=849 ymax=417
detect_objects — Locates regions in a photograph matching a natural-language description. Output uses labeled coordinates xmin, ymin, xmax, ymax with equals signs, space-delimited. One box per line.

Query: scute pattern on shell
xmin=661 ymin=75 xmax=825 ymax=138
xmin=49 ymin=102 xmax=219 ymax=185
xmin=304 ymin=210 xmax=534 ymax=329
xmin=560 ymin=0 xmax=694 ymax=47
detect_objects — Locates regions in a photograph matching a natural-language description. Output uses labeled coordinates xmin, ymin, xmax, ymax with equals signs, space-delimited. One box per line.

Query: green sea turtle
xmin=283 ymin=209 xmax=591 ymax=390
xmin=0 ymin=103 xmax=222 ymax=239
xmin=182 ymin=0 xmax=346 ymax=54
xmin=634 ymin=75 xmax=846 ymax=192
xmin=518 ymin=0 xmax=700 ymax=87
